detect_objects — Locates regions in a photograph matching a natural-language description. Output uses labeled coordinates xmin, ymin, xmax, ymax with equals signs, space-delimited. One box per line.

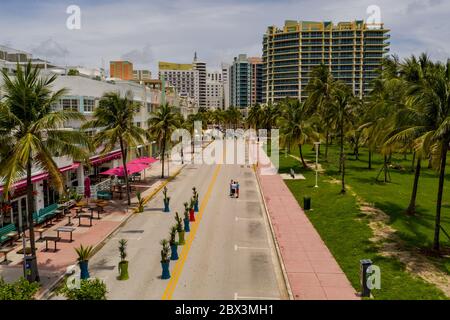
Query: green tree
xmin=148 ymin=103 xmax=181 ymax=178
xmin=306 ymin=64 xmax=336 ymax=160
xmin=83 ymin=91 xmax=146 ymax=206
xmin=278 ymin=99 xmax=318 ymax=168
xmin=0 ymin=62 xmax=88 ymax=282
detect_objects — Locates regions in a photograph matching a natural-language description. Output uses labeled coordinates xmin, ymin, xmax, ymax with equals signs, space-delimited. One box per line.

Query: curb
xmin=38 ymin=165 xmax=186 ymax=300
xmin=253 ymin=163 xmax=294 ymax=300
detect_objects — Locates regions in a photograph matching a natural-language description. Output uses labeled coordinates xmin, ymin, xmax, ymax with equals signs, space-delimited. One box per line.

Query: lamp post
xmin=314 ymin=142 xmax=321 ymax=188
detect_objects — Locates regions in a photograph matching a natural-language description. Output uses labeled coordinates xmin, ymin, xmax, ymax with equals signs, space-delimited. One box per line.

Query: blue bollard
xmin=194 ymin=200 xmax=199 ymax=212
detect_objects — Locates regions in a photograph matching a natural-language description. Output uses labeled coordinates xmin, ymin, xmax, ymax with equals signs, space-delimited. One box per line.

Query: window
xmin=84 ymin=99 xmax=95 ymax=112
xmin=61 ymin=99 xmax=79 ymax=111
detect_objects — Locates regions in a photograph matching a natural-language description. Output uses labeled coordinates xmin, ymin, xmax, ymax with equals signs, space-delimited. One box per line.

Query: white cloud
xmin=0 ymin=0 xmax=449 ymax=75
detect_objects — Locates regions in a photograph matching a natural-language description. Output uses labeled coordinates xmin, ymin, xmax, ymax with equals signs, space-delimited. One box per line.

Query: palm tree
xmin=260 ymin=102 xmax=281 ymax=135
xmin=83 ymin=91 xmax=146 ymax=206
xmin=0 ymin=62 xmax=89 ymax=282
xmin=396 ymin=55 xmax=450 ymax=251
xmin=247 ymin=103 xmax=263 ymax=132
xmin=148 ymin=103 xmax=181 ymax=178
xmin=225 ymin=107 xmax=242 ymax=130
xmin=278 ymin=99 xmax=318 ymax=168
xmin=330 ymin=82 xmax=357 ymax=194
xmin=384 ymin=54 xmax=432 ymax=215
xmin=306 ymin=64 xmax=336 ymax=160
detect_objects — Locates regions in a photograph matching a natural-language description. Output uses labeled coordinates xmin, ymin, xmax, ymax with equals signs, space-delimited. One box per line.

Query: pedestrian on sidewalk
xmin=229 ymin=180 xmax=234 ymax=197
xmin=236 ymin=181 xmax=240 ymax=198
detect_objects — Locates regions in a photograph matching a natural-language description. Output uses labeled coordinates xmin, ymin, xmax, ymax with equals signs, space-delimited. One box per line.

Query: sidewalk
xmin=252 ymin=142 xmax=359 ymax=300
xmin=0 ymin=159 xmax=184 ymax=298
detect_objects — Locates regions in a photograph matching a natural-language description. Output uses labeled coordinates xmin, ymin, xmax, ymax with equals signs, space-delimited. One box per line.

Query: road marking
xmin=234 ymin=292 xmax=280 ymax=300
xmin=235 ymin=216 xmax=262 ymax=221
xmin=234 ymin=244 xmax=269 ymax=251
xmin=111 ymin=237 xmax=142 ymax=241
xmin=161 ymin=164 xmax=222 ymax=300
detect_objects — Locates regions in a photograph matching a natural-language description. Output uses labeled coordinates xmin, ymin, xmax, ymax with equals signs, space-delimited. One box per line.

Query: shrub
xmin=59 ymin=278 xmax=107 ymax=300
xmin=0 ymin=277 xmax=40 ymax=300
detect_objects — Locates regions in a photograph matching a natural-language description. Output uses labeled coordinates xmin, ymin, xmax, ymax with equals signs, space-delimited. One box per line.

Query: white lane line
xmin=235 ymin=216 xmax=262 ymax=222
xmin=234 ymin=292 xmax=281 ymax=300
xmin=111 ymin=237 xmax=142 ymax=241
xmin=234 ymin=244 xmax=269 ymax=251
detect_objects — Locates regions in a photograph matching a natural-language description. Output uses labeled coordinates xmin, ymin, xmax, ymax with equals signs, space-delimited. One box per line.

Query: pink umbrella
xmin=84 ymin=176 xmax=91 ymax=198
xmin=100 ymin=163 xmax=148 ymax=177
xmin=129 ymin=157 xmax=157 ymax=165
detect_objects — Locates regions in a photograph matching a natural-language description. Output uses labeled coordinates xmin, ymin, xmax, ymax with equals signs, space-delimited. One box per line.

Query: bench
xmin=97 ymin=190 xmax=112 ymax=200
xmin=33 ymin=203 xmax=59 ymax=225
xmin=0 ymin=224 xmax=18 ymax=245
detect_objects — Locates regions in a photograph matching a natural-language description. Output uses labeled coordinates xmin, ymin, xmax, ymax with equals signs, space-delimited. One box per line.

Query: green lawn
xmin=273 ymin=143 xmax=450 ymax=299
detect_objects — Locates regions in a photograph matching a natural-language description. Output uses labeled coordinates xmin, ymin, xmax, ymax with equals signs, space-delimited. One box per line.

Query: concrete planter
xmin=189 ymin=209 xmax=195 ymax=222
xmin=178 ymin=230 xmax=185 ymax=245
xmin=163 ymin=199 xmax=170 ymax=212
xmin=194 ymin=200 xmax=199 ymax=212
xmin=118 ymin=261 xmax=129 ymax=280
xmin=184 ymin=218 xmax=190 ymax=232
xmin=170 ymin=244 xmax=179 ymax=260
xmin=161 ymin=261 xmax=171 ymax=279
xmin=79 ymin=260 xmax=90 ymax=280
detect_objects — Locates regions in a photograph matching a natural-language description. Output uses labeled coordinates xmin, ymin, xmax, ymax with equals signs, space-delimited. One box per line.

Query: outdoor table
xmin=42 ymin=236 xmax=60 ymax=252
xmin=56 ymin=226 xmax=76 ymax=242
xmin=76 ymin=214 xmax=93 ymax=227
xmin=66 ymin=214 xmax=73 ymax=226
xmin=54 ymin=209 xmax=64 ymax=221
xmin=0 ymin=247 xmax=14 ymax=265
xmin=35 ymin=228 xmax=46 ymax=241
xmin=89 ymin=206 xmax=103 ymax=219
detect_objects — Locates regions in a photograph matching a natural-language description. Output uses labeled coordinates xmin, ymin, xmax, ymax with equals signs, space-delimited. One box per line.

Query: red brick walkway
xmin=253 ymin=143 xmax=359 ymax=300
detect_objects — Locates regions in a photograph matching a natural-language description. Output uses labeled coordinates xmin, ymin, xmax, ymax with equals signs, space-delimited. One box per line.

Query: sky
xmin=0 ymin=0 xmax=449 ymax=75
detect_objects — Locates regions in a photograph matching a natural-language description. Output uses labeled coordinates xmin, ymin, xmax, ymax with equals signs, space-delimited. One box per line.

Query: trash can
xmin=303 ymin=196 xmax=311 ymax=210
xmin=24 ymin=255 xmax=39 ymax=283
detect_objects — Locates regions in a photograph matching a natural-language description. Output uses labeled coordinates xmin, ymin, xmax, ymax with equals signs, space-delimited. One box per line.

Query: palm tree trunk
xmin=411 ymin=151 xmax=416 ymax=172
xmin=406 ymin=157 xmax=421 ymax=216
xmin=384 ymin=155 xmax=388 ymax=183
xmin=433 ymin=141 xmax=448 ymax=252
xmin=339 ymin=124 xmax=344 ymax=173
xmin=340 ymin=154 xmax=346 ymax=194
xmin=27 ymin=157 xmax=40 ymax=282
xmin=368 ymin=150 xmax=372 ymax=170
xmin=298 ymin=144 xmax=307 ymax=168
xmin=119 ymin=138 xmax=131 ymax=206
xmin=161 ymin=133 xmax=167 ymax=178
xmin=325 ymin=131 xmax=329 ymax=160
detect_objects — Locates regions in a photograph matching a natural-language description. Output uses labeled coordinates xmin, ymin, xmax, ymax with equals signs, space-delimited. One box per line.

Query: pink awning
xmin=0 ymin=162 xmax=80 ymax=193
xmin=100 ymin=163 xmax=148 ymax=177
xmin=128 ymin=157 xmax=158 ymax=165
xmin=90 ymin=150 xmax=122 ymax=166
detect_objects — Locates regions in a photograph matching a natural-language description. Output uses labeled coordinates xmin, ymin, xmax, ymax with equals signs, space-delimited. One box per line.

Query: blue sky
xmin=1 ymin=0 xmax=449 ymax=74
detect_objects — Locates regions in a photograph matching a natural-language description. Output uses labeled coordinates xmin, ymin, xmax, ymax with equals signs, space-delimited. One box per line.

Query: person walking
xmin=229 ymin=180 xmax=234 ymax=197
xmin=236 ymin=181 xmax=240 ymax=198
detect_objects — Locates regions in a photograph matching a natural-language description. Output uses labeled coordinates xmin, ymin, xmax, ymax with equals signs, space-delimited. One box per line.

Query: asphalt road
xmin=89 ymin=140 xmax=288 ymax=300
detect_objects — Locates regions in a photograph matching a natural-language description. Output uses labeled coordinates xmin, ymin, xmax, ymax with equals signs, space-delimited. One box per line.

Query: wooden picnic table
xmin=0 ymin=246 xmax=14 ymax=264
xmin=56 ymin=226 xmax=76 ymax=242
xmin=35 ymin=228 xmax=46 ymax=241
xmin=88 ymin=206 xmax=104 ymax=219
xmin=76 ymin=214 xmax=93 ymax=227
xmin=42 ymin=236 xmax=60 ymax=252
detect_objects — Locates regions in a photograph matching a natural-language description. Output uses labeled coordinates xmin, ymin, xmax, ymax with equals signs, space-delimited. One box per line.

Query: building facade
xmin=110 ymin=60 xmax=134 ymax=80
xmin=193 ymin=53 xmax=207 ymax=108
xmin=158 ymin=61 xmax=200 ymax=106
xmin=206 ymin=71 xmax=223 ymax=109
xmin=221 ymin=63 xmax=231 ymax=109
xmin=230 ymin=54 xmax=263 ymax=109
xmin=133 ymin=69 xmax=152 ymax=83
xmin=262 ymin=20 xmax=390 ymax=103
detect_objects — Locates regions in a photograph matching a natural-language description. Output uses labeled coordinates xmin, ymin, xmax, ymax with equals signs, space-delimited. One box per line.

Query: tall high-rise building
xmin=193 ymin=52 xmax=207 ymax=108
xmin=230 ymin=54 xmax=263 ymax=109
xmin=221 ymin=63 xmax=231 ymax=109
xmin=262 ymin=20 xmax=390 ymax=103
xmin=158 ymin=61 xmax=199 ymax=105
xmin=110 ymin=60 xmax=134 ymax=80
xmin=206 ymin=71 xmax=223 ymax=109
xmin=248 ymin=57 xmax=263 ymax=105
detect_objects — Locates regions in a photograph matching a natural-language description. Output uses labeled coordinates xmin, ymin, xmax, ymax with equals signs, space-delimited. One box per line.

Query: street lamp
xmin=314 ymin=141 xmax=321 ymax=188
